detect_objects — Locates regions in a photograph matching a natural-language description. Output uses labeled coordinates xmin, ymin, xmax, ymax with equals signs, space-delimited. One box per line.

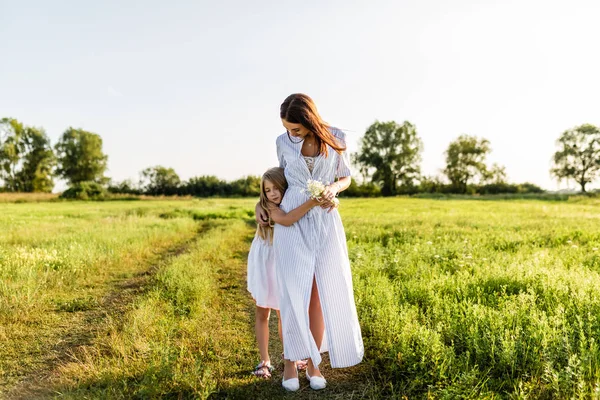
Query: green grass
xmin=2 ymin=197 xmax=600 ymax=398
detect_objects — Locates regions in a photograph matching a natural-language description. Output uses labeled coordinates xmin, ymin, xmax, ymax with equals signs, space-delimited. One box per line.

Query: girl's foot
xmin=252 ymin=360 xmax=273 ymax=379
xmin=281 ymin=353 xmax=308 ymax=370
xmin=296 ymin=359 xmax=308 ymax=370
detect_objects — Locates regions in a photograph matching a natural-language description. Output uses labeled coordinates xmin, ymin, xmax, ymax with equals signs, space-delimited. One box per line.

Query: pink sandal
xmin=296 ymin=359 xmax=308 ymax=370
xmin=281 ymin=353 xmax=308 ymax=370
xmin=252 ymin=360 xmax=274 ymax=379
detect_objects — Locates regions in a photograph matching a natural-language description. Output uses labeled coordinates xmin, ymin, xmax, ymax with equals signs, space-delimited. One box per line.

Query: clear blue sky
xmin=2 ymin=0 xmax=599 ymax=191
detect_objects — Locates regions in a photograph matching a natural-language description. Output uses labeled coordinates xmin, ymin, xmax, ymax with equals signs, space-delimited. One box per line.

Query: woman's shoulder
xmin=276 ymin=132 xmax=288 ymax=144
xmin=329 ymin=127 xmax=346 ymax=140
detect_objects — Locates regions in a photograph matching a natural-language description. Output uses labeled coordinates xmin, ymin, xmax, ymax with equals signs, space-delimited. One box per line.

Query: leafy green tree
xmin=140 ymin=166 xmax=181 ymax=195
xmin=551 ymin=124 xmax=600 ymax=192
xmin=483 ymin=163 xmax=508 ymax=185
xmin=17 ymin=127 xmax=55 ymax=192
xmin=230 ymin=175 xmax=261 ymax=197
xmin=354 ymin=121 xmax=423 ymax=196
xmin=0 ymin=118 xmax=55 ymax=192
xmin=183 ymin=175 xmax=227 ymax=197
xmin=443 ymin=135 xmax=491 ymax=193
xmin=55 ymin=128 xmax=108 ymax=185
xmin=0 ymin=118 xmax=26 ymax=191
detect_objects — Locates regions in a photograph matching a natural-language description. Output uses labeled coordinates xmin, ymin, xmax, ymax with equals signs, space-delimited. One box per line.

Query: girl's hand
xmin=255 ymin=203 xmax=269 ymax=226
xmin=321 ymin=183 xmax=339 ymax=202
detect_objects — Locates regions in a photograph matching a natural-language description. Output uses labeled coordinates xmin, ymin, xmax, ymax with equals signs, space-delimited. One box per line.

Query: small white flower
xmin=572 ymin=245 xmax=578 ymax=249
xmin=434 ymin=255 xmax=440 ymax=259
xmin=353 ymin=235 xmax=358 ymax=239
xmin=393 ymin=258 xmax=399 ymax=263
xmin=567 ymin=240 xmax=572 ymax=244
xmin=592 ymin=247 xmax=598 ymax=251
xmin=465 ymin=255 xmax=473 ymax=259
xmin=305 ymin=179 xmax=339 ymax=205
xmin=482 ymin=258 xmax=488 ymax=261
xmin=426 ymin=241 xmax=433 ymax=245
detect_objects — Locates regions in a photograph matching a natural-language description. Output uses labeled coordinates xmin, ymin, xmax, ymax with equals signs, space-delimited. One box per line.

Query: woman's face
xmin=282 ymin=119 xmax=311 ymax=139
xmin=263 ymin=179 xmax=282 ymax=205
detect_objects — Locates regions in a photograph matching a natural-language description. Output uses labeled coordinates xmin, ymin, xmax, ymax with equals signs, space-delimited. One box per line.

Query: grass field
xmin=1 ymin=196 xmax=600 ymax=399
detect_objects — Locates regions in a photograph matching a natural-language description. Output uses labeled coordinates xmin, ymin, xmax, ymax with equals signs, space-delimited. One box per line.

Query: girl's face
xmin=282 ymin=119 xmax=311 ymax=139
xmin=263 ymin=179 xmax=282 ymax=205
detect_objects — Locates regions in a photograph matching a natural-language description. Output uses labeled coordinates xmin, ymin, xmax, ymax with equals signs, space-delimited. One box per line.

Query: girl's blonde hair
xmin=257 ymin=167 xmax=288 ymax=243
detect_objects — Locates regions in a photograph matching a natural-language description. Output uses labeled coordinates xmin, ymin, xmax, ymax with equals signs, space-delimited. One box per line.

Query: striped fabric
xmin=273 ymin=128 xmax=364 ymax=368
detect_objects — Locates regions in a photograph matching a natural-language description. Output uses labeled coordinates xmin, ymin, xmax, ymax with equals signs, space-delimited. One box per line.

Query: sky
xmin=1 ymin=0 xmax=599 ymax=191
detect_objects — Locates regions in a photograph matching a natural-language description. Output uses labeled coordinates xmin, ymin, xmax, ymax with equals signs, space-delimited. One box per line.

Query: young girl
xmin=247 ymin=167 xmax=322 ymax=378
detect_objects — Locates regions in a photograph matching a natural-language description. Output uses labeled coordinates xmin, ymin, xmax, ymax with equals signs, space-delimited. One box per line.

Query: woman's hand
xmin=255 ymin=202 xmax=269 ymax=226
xmin=321 ymin=183 xmax=340 ymax=202
xmin=319 ymin=198 xmax=339 ymax=213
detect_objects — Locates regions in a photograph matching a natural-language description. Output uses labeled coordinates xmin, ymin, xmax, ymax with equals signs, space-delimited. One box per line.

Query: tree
xmin=483 ymin=163 xmax=508 ymax=185
xmin=183 ymin=175 xmax=227 ymax=196
xmin=230 ymin=175 xmax=261 ymax=197
xmin=55 ymin=128 xmax=108 ymax=185
xmin=16 ymin=127 xmax=56 ymax=192
xmin=0 ymin=118 xmax=26 ymax=191
xmin=140 ymin=166 xmax=181 ymax=195
xmin=0 ymin=118 xmax=55 ymax=192
xmin=551 ymin=124 xmax=600 ymax=193
xmin=354 ymin=121 xmax=423 ymax=196
xmin=443 ymin=135 xmax=491 ymax=193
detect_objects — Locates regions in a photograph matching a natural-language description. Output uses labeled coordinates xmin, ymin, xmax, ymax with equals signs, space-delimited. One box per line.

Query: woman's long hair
xmin=280 ymin=93 xmax=346 ymax=157
xmin=257 ymin=167 xmax=288 ymax=243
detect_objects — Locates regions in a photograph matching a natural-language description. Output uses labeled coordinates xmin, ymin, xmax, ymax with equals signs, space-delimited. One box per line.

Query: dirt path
xmin=3 ymin=235 xmax=199 ymax=400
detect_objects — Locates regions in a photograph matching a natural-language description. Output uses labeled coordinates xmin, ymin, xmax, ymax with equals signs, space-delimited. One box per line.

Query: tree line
xmin=1 ymin=117 xmax=599 ymax=197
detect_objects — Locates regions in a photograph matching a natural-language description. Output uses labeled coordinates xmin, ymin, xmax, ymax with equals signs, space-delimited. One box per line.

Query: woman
xmin=256 ymin=93 xmax=363 ymax=391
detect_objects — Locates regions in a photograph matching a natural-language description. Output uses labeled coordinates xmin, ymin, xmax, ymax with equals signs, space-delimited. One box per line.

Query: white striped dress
xmin=273 ymin=128 xmax=364 ymax=368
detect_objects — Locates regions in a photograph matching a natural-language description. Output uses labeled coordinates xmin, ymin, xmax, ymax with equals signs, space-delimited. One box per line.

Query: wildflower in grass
xmin=426 ymin=241 xmax=433 ymax=245
xmin=434 ymin=255 xmax=440 ymax=259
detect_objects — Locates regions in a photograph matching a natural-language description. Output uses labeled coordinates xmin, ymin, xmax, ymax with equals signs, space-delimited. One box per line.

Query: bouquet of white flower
xmin=306 ymin=179 xmax=340 ymax=206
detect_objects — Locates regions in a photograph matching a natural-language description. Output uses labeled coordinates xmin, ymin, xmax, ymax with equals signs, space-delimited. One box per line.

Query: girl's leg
xmin=307 ymin=276 xmax=325 ymax=377
xmin=255 ymin=306 xmax=271 ymax=363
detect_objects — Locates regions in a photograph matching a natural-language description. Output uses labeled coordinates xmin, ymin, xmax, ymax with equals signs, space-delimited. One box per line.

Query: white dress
xmin=273 ymin=128 xmax=364 ymax=368
xmin=247 ymin=233 xmax=279 ymax=310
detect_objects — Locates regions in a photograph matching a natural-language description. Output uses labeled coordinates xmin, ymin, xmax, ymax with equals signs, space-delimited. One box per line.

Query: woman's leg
xmin=276 ymin=310 xmax=282 ymax=344
xmin=307 ymin=276 xmax=325 ymax=376
xmin=255 ymin=306 xmax=271 ymax=362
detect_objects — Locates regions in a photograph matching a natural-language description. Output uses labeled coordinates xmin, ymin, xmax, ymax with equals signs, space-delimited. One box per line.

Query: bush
xmin=342 ymin=180 xmax=382 ymax=197
xmin=60 ymin=181 xmax=108 ymax=200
